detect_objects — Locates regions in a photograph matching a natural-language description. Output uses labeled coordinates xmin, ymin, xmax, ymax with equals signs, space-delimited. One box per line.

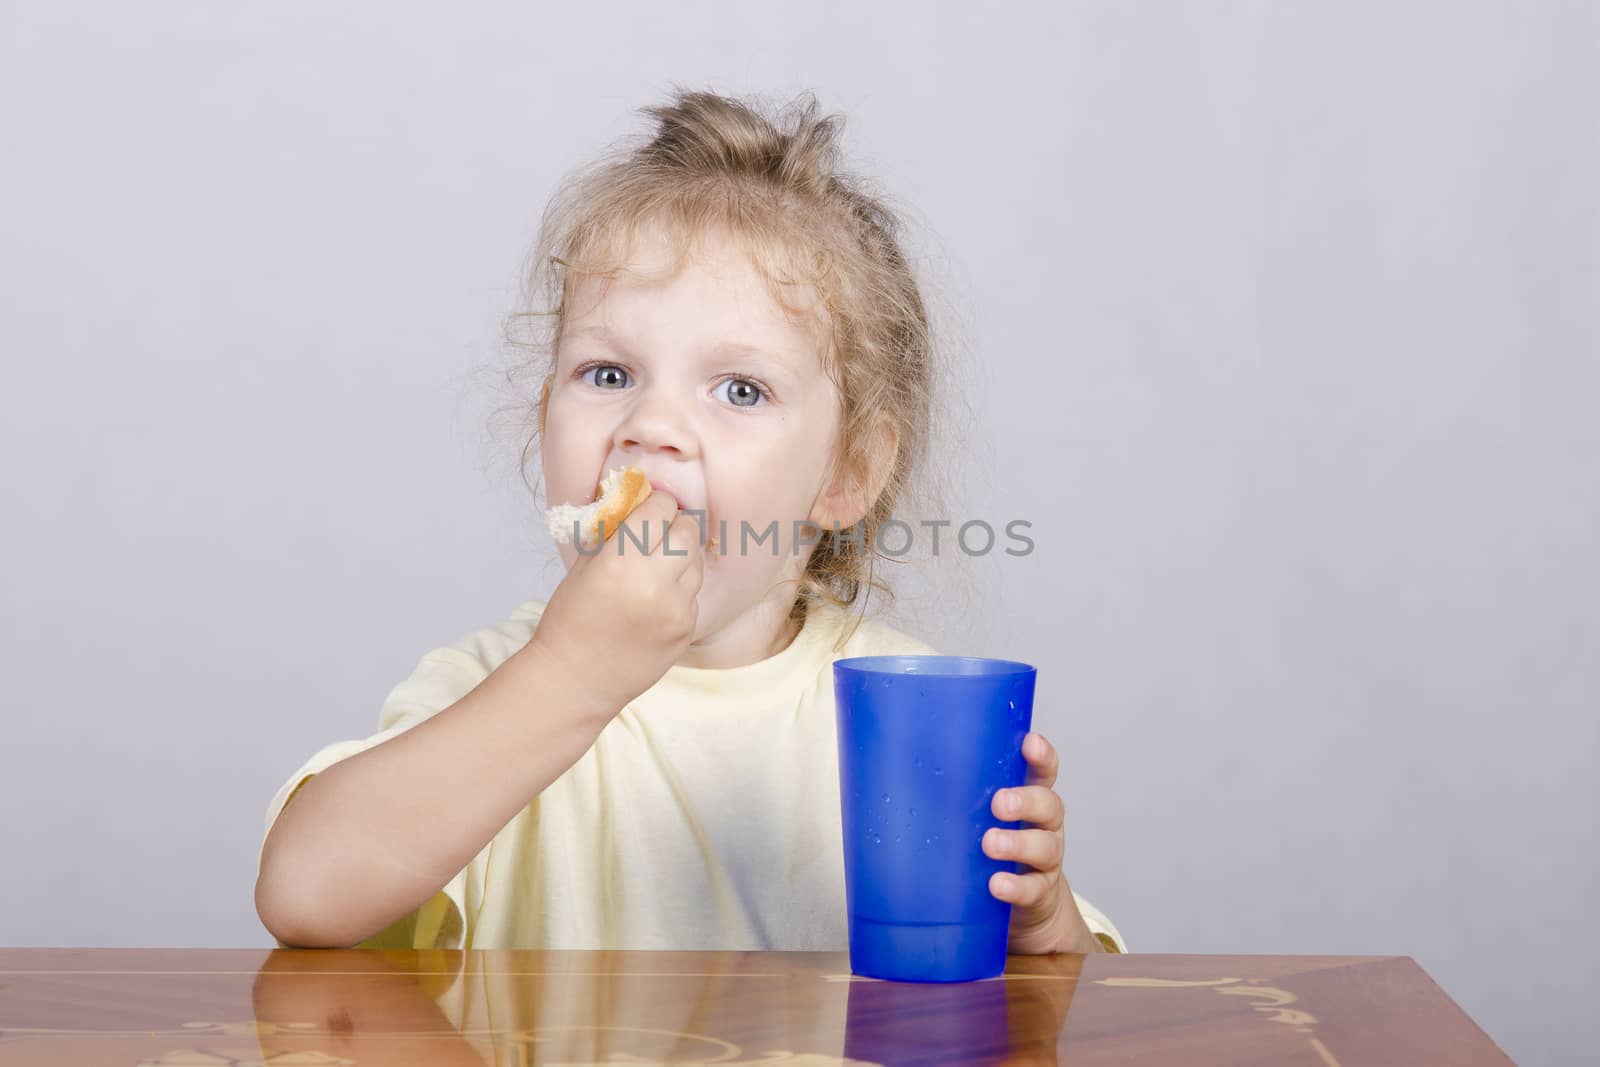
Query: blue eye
xmin=583 ymin=364 xmax=629 ymax=389
xmin=717 ymin=377 xmax=767 ymax=408
xmin=575 ymin=361 xmax=769 ymax=406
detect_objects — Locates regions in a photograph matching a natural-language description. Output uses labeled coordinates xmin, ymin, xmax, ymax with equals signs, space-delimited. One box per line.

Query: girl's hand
xmin=982 ymin=731 xmax=1105 ymax=955
xmin=529 ymin=491 xmax=704 ymax=714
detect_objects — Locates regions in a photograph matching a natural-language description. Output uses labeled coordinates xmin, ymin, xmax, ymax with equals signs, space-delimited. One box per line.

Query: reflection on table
xmin=0 ymin=948 xmax=1513 ymax=1065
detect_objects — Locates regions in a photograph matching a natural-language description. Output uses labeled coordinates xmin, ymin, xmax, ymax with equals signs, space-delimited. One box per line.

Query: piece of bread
xmin=545 ymin=466 xmax=654 ymax=546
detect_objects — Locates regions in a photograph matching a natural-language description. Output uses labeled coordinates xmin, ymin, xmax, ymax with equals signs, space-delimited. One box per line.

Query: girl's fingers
xmin=1022 ymin=732 xmax=1059 ymax=788
xmin=991 ymin=785 xmax=1064 ymax=831
xmin=677 ymin=544 xmax=705 ymax=593
xmin=987 ymin=736 xmax=1068 ymax=911
xmin=618 ymin=490 xmax=677 ymax=542
xmin=990 ymin=869 xmax=1057 ymax=909
xmin=983 ymin=826 xmax=1064 ymax=871
xmin=659 ymin=512 xmax=705 ymax=567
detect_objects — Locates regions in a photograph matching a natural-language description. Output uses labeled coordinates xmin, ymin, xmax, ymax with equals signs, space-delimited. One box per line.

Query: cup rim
xmin=833 ymin=654 xmax=1036 ymax=678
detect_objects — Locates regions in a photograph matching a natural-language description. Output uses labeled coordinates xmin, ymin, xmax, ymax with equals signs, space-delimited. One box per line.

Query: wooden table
xmin=0 ymin=948 xmax=1511 ymax=1065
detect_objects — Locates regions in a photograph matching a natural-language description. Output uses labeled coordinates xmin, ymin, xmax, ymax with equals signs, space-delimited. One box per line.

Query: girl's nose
xmin=614 ymin=387 xmax=694 ymax=457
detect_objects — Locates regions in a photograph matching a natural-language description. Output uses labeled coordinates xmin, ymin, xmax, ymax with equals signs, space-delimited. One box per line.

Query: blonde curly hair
xmin=500 ymin=86 xmax=965 ymax=639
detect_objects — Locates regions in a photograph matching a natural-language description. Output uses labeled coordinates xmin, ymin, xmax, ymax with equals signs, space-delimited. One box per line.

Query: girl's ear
xmin=812 ymin=415 xmax=900 ymax=530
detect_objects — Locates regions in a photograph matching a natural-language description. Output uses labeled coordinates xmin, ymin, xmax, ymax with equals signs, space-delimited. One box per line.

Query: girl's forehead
xmin=564 ymin=229 xmax=832 ymax=361
xmin=577 ymin=217 xmax=826 ymax=304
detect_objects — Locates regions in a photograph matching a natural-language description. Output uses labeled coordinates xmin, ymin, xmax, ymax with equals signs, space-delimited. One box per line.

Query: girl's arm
xmin=257 ymin=492 xmax=701 ymax=948
xmin=253 ymin=640 xmax=614 ymax=948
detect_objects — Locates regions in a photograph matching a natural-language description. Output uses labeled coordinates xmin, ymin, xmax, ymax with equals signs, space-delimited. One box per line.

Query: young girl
xmin=255 ymin=88 xmax=1126 ymax=957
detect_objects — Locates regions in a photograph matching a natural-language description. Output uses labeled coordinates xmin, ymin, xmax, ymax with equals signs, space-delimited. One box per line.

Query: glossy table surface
xmin=0 ymin=948 xmax=1511 ymax=1065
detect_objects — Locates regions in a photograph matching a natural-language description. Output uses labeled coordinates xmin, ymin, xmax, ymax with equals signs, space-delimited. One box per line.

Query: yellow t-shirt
xmin=259 ymin=597 xmax=1128 ymax=954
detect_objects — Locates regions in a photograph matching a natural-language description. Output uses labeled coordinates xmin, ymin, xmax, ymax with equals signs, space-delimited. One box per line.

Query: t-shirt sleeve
xmin=1072 ymin=890 xmax=1129 ymax=953
xmin=258 ymin=646 xmax=498 ymax=951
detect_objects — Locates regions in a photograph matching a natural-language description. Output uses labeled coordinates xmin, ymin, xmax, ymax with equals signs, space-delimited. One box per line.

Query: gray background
xmin=2 ymin=2 xmax=1594 ymax=1064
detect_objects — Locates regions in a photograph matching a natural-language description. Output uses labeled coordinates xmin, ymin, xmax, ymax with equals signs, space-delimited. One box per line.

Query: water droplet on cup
xmin=1009 ymin=700 xmax=1015 ymax=710
xmin=934 ymin=767 xmax=944 ymax=776
xmin=881 ymin=793 xmax=891 ymax=803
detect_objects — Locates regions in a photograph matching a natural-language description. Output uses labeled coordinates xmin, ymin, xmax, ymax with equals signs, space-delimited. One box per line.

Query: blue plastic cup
xmin=833 ymin=655 xmax=1037 ymax=982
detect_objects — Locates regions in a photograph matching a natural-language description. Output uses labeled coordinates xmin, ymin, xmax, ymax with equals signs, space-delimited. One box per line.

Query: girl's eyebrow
xmin=567 ymin=326 xmax=798 ymax=376
xmin=563 ymin=324 xmax=629 ymax=351
xmin=704 ymin=339 xmax=792 ymax=370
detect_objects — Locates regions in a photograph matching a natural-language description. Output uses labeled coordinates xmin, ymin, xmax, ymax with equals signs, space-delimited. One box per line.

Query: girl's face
xmin=542 ymin=225 xmax=850 ymax=655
